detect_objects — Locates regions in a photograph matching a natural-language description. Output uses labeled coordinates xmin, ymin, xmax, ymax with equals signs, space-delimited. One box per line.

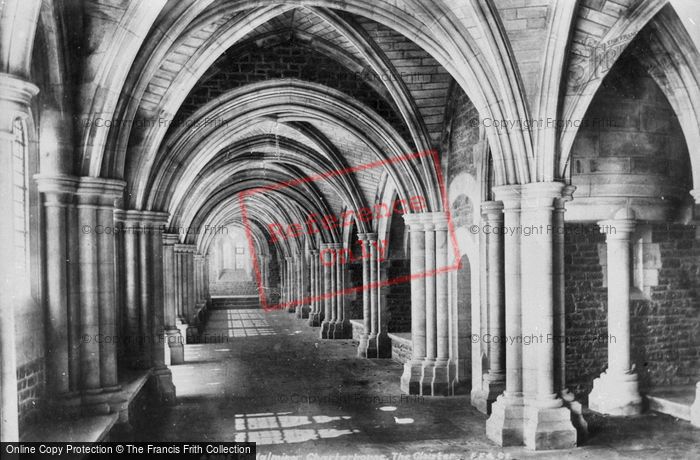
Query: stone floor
xmin=122 ymin=308 xmax=700 ymax=458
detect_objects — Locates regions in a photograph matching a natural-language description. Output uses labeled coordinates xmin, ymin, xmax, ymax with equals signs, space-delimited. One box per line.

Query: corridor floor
xmin=125 ymin=308 xmax=700 ymax=458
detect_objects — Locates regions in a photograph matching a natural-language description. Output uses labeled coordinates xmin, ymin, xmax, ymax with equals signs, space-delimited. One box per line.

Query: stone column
xmin=138 ymin=217 xmax=154 ymax=369
xmin=333 ymin=243 xmax=351 ymax=339
xmin=432 ymin=214 xmax=450 ymax=394
xmin=320 ymin=244 xmax=334 ymax=339
xmin=123 ymin=214 xmax=142 ymax=368
xmin=487 ymin=186 xmax=525 ymax=445
xmin=520 ymin=182 xmax=576 ymax=450
xmin=286 ymin=257 xmax=295 ymax=313
xmin=94 ymin=184 xmax=122 ymax=392
xmin=589 ymin=208 xmax=642 ymax=416
xmin=309 ymin=250 xmax=321 ymax=326
xmin=175 ymin=246 xmax=185 ymax=324
xmin=295 ymin=253 xmax=306 ymax=318
xmin=76 ymin=192 xmax=102 ymax=393
xmin=144 ymin=213 xmax=176 ymax=403
xmin=368 ymin=233 xmax=392 ymax=358
xmin=327 ymin=245 xmax=339 ymax=334
xmin=35 ymin=177 xmax=77 ymax=399
xmin=401 ymin=215 xmax=426 ymax=394
xmin=473 ymin=202 xmax=505 ymax=412
xmin=162 ymin=234 xmax=184 ymax=364
xmin=194 ymin=253 xmax=207 ymax=320
xmin=0 ymin=31 xmax=39 ymax=445
xmin=357 ymin=235 xmax=371 ymax=356
xmin=279 ymin=258 xmax=286 ymax=305
xmin=185 ymin=246 xmax=198 ymax=338
xmin=421 ymin=217 xmax=437 ymax=396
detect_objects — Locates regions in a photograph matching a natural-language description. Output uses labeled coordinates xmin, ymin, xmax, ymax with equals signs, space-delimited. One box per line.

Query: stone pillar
xmin=194 ymin=253 xmax=207 ymax=320
xmin=327 ymin=244 xmax=339 ymax=334
xmin=0 ymin=31 xmax=39 ymax=445
xmin=122 ymin=215 xmax=142 ymax=368
xmin=520 ymin=182 xmax=576 ymax=450
xmin=286 ymin=257 xmax=295 ymax=313
xmin=332 ymin=243 xmax=351 ymax=339
xmin=138 ymin=217 xmax=154 ymax=369
xmin=432 ymin=214 xmax=450 ymax=394
xmin=401 ymin=215 xmax=426 ymax=394
xmin=589 ymin=208 xmax=642 ymax=416
xmin=320 ymin=244 xmax=334 ymax=339
xmin=173 ymin=246 xmax=183 ymax=323
xmin=487 ymin=186 xmax=525 ymax=445
xmin=185 ymin=246 xmax=198 ymax=338
xmin=95 ymin=186 xmax=121 ymax=391
xmin=473 ymin=202 xmax=505 ymax=412
xmin=35 ymin=177 xmax=76 ymax=399
xmin=357 ymin=235 xmax=371 ymax=356
xmin=144 ymin=213 xmax=176 ymax=403
xmin=295 ymin=253 xmax=307 ymax=318
xmin=309 ymin=250 xmax=321 ymax=326
xmin=76 ymin=192 xmax=102 ymax=393
xmin=162 ymin=234 xmax=184 ymax=364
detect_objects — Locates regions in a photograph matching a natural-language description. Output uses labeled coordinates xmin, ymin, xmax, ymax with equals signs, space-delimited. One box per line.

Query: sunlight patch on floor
xmin=233 ymin=412 xmax=360 ymax=445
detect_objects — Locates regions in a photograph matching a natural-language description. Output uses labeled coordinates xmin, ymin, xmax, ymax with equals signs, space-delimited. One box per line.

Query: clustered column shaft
xmin=400 ymin=212 xmax=450 ymax=396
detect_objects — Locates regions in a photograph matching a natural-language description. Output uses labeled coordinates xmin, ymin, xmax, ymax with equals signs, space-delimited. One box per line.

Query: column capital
xmin=481 ymin=201 xmax=504 ymax=220
xmin=402 ymin=213 xmax=424 ymax=229
xmin=598 ymin=208 xmax=636 ymax=239
xmin=34 ymin=174 xmax=78 ymax=206
xmin=0 ymin=73 xmax=39 ymax=107
xmin=358 ymin=232 xmax=378 ymax=241
xmin=174 ymin=244 xmax=197 ymax=254
xmin=75 ymin=177 xmax=126 ymax=207
xmin=162 ymin=233 xmax=179 ymax=246
xmin=520 ymin=181 xmax=566 ymax=211
xmin=492 ymin=184 xmax=523 ymax=209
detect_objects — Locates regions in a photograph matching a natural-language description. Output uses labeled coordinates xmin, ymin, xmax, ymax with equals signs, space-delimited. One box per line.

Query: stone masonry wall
xmin=565 ymin=222 xmax=700 ymax=400
xmin=17 ymin=357 xmax=45 ymax=432
xmin=175 ymin=36 xmax=409 ymax=141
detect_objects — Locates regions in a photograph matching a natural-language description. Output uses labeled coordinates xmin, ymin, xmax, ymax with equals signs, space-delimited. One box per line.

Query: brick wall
xmin=17 ymin=357 xmax=45 ymax=432
xmin=565 ymin=222 xmax=700 ymax=400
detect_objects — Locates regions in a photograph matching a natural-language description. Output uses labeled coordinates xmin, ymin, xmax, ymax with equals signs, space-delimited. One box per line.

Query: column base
xmin=366 ymin=333 xmax=392 ymax=359
xmin=46 ymin=392 xmax=84 ymax=418
xmin=400 ymin=360 xmax=423 ymax=395
xmin=331 ymin=320 xmax=352 ymax=339
xmin=286 ymin=305 xmax=296 ymax=313
xmin=472 ymin=374 xmax=505 ymax=414
xmin=320 ymin=321 xmax=332 ymax=339
xmin=357 ymin=334 xmax=369 ymax=358
xmin=166 ymin=329 xmax=185 ymax=365
xmin=150 ymin=367 xmax=176 ymax=405
xmin=308 ymin=312 xmax=322 ymax=327
xmin=523 ymin=400 xmax=577 ymax=450
xmin=420 ymin=358 xmax=450 ymax=396
xmin=486 ymin=394 xmax=525 ymax=446
xmin=588 ymin=371 xmax=642 ymax=416
xmin=296 ymin=305 xmax=310 ymax=319
xmin=690 ymin=382 xmax=700 ymax=427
